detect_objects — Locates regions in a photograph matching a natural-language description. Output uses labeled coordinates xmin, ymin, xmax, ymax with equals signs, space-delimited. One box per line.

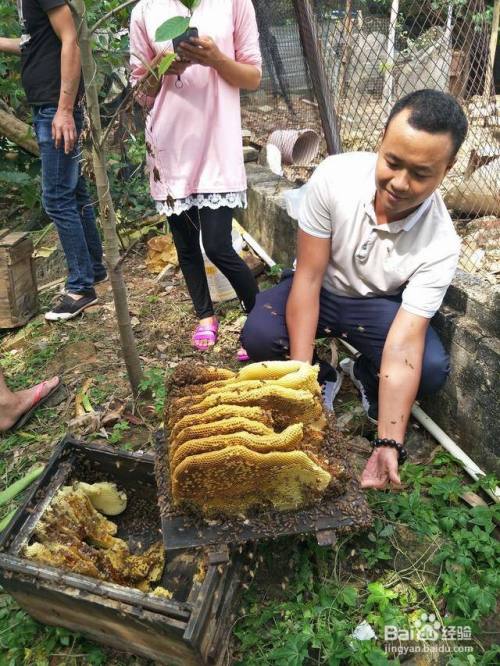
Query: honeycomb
xmin=172 ymin=446 xmax=332 ymax=515
xmin=171 ymin=416 xmax=275 ymax=452
xmin=166 ymin=360 xmax=345 ymax=517
xmin=170 ymin=405 xmax=273 ymax=443
xmin=24 ymin=487 xmax=164 ymax=592
xmin=170 ymin=423 xmax=304 ymax=470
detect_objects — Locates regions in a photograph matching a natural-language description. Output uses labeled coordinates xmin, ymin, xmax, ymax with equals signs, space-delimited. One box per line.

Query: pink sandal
xmin=236 ymin=347 xmax=250 ymax=362
xmin=191 ymin=321 xmax=219 ymax=351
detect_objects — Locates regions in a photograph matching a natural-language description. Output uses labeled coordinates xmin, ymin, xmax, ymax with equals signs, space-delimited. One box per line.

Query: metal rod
xmin=233 ymin=221 xmax=276 ymax=268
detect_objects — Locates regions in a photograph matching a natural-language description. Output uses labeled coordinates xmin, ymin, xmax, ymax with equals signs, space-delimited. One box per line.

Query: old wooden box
xmin=0 ymin=229 xmax=39 ymax=328
xmin=0 ymin=438 xmax=243 ymax=665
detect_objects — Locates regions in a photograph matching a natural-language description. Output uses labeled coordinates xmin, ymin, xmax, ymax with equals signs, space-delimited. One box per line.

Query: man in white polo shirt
xmin=241 ymin=89 xmax=468 ymax=490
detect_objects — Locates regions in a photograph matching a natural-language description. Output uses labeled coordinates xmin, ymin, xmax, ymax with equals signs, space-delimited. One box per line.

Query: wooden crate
xmin=0 ymin=228 xmax=39 ymax=328
xmin=0 ymin=439 xmax=243 ymax=665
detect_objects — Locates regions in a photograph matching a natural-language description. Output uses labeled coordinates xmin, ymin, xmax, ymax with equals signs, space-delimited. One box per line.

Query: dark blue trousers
xmin=241 ymin=274 xmax=450 ymax=406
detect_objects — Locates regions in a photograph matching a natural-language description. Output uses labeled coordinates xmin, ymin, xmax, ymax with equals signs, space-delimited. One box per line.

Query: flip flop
xmin=191 ymin=321 xmax=219 ymax=352
xmin=236 ymin=348 xmax=250 ymax=362
xmin=9 ymin=378 xmax=62 ymax=432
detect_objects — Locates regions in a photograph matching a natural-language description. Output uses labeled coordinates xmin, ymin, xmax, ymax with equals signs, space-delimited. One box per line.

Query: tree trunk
xmin=292 ymin=0 xmax=342 ymax=154
xmin=0 ymin=108 xmax=39 ymax=156
xmin=69 ymin=0 xmax=143 ymax=395
xmin=484 ymin=0 xmax=500 ymax=96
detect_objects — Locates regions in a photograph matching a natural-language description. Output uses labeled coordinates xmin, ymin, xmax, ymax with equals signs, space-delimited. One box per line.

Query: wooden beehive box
xmin=0 ymin=228 xmax=39 ymax=328
xmin=0 ymin=438 xmax=244 ymax=665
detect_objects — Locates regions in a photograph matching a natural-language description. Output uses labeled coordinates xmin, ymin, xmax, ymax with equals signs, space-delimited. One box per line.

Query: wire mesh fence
xmin=242 ymin=0 xmax=499 ymax=280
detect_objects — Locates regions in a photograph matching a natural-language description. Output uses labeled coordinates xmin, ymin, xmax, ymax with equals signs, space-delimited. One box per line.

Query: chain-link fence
xmin=243 ymin=0 xmax=499 ymax=280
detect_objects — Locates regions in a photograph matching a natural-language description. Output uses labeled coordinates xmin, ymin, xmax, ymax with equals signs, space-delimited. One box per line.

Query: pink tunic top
xmin=129 ymin=0 xmax=261 ymax=202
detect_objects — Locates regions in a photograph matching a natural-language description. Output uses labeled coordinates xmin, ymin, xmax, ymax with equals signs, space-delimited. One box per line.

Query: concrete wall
xmin=423 ymin=273 xmax=499 ymax=475
xmin=238 ymin=163 xmax=499 ymax=474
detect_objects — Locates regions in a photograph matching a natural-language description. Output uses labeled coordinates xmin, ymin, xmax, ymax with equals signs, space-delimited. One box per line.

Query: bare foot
xmin=0 ymin=376 xmax=60 ymax=432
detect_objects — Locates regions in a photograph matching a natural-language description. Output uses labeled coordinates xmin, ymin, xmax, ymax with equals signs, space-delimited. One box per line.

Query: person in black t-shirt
xmin=0 ymin=1 xmax=106 ymax=321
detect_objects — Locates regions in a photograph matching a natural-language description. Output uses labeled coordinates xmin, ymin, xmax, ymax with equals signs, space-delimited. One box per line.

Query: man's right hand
xmin=52 ymin=108 xmax=77 ymax=154
xmin=360 ymin=447 xmax=401 ymax=490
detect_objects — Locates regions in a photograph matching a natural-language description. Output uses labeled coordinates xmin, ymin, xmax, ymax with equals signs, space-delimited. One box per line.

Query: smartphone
xmin=172 ymin=27 xmax=199 ymax=53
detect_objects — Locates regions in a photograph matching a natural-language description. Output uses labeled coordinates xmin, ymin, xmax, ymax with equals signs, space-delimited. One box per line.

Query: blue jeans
xmin=33 ymin=105 xmax=105 ymax=294
xmin=241 ymin=273 xmax=450 ymax=409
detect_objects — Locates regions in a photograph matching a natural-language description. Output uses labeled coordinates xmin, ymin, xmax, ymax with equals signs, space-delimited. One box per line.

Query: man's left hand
xmin=52 ymin=108 xmax=76 ymax=154
xmin=177 ymin=36 xmax=224 ymax=69
xmin=360 ymin=447 xmax=401 ymax=490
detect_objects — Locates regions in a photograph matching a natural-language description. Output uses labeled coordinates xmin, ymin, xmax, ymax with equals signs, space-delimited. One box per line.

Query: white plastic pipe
xmin=233 ymin=220 xmax=276 ymax=268
xmin=337 ymin=339 xmax=500 ymax=503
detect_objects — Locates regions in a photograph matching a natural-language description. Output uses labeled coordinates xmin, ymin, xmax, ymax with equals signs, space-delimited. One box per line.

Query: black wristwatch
xmin=371 ymin=438 xmax=408 ymax=464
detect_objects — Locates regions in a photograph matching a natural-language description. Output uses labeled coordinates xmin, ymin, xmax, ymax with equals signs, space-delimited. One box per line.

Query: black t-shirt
xmin=17 ymin=0 xmax=83 ymax=106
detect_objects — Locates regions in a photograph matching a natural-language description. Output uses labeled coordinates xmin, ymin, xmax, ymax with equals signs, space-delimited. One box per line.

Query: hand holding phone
xmin=172 ymin=27 xmax=199 ymax=58
xmin=176 ymin=34 xmax=225 ymax=69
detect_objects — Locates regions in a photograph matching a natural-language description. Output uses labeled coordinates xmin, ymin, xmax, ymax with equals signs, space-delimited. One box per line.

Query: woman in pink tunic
xmin=130 ymin=0 xmax=262 ymax=353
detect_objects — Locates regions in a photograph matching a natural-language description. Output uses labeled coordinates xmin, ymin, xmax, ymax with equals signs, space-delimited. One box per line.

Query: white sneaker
xmin=339 ymin=357 xmax=377 ymax=424
xmin=320 ymin=366 xmax=343 ymax=412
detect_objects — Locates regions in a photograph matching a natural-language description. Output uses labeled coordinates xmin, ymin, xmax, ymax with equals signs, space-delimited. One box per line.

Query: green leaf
xmin=157 ymin=52 xmax=177 ymax=76
xmin=365 ymin=582 xmax=397 ymax=611
xmin=378 ymin=523 xmax=394 ymax=538
xmin=180 ymin=0 xmax=201 ymax=9
xmin=155 ymin=16 xmax=190 ymax=42
xmin=0 ymin=170 xmax=32 ymax=185
xmin=340 ymin=585 xmax=358 ymax=608
xmin=440 ymin=516 xmax=455 ymax=531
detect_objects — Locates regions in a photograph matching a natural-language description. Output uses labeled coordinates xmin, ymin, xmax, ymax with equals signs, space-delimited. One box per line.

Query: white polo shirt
xmin=298 ymin=152 xmax=460 ymax=319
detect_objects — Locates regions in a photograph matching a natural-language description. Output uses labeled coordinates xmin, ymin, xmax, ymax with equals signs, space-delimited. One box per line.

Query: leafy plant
xmin=0 ymin=168 xmax=41 ymax=213
xmin=0 ymin=592 xmax=107 ymax=665
xmin=139 ymin=366 xmax=166 ymax=415
xmin=267 ymin=263 xmax=284 ymax=279
xmin=108 ymin=420 xmax=130 ymax=445
xmin=154 ymin=0 xmax=202 ymax=74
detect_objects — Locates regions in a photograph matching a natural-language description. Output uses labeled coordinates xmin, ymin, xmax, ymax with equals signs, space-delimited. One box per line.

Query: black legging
xmin=168 ymin=205 xmax=259 ymax=319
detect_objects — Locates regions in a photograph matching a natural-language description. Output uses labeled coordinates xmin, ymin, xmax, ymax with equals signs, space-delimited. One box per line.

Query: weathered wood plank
xmin=183 ymin=565 xmax=220 ymax=649
xmin=2 ymin=574 xmax=199 ymax=666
